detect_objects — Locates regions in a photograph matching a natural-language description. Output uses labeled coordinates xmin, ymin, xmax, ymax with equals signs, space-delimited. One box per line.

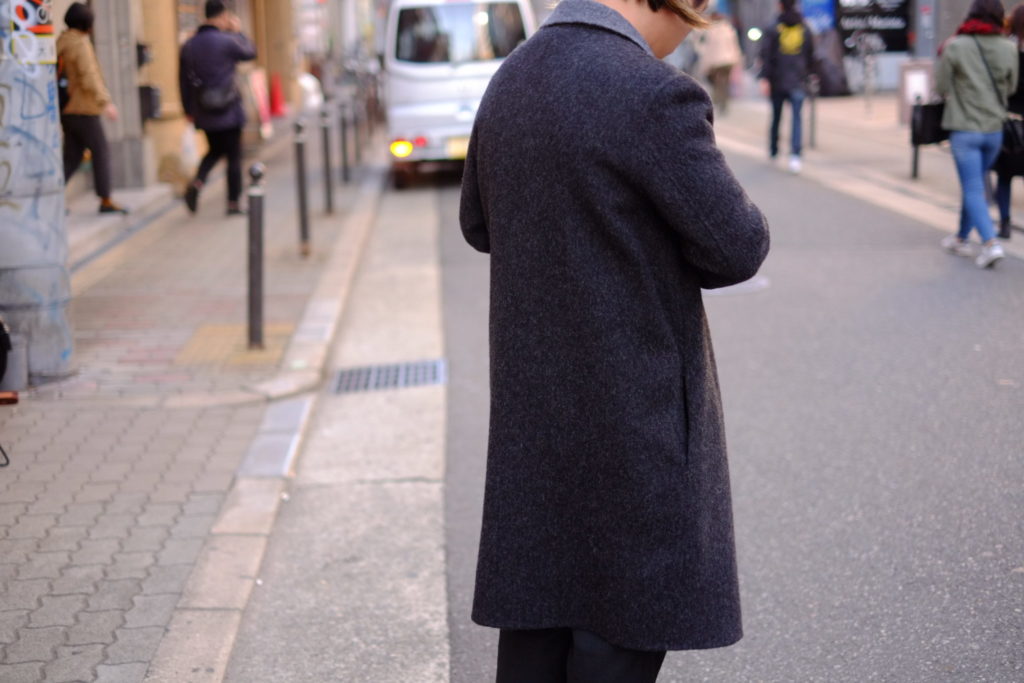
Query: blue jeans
xmin=770 ymin=89 xmax=805 ymax=157
xmin=950 ymin=130 xmax=1002 ymax=243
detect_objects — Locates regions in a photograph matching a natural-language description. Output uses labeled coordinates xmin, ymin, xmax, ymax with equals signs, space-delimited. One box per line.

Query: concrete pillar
xmin=0 ymin=0 xmax=74 ymax=383
xmin=256 ymin=0 xmax=298 ymax=110
xmin=91 ymin=0 xmax=154 ymax=189
xmin=139 ymin=0 xmax=195 ymax=189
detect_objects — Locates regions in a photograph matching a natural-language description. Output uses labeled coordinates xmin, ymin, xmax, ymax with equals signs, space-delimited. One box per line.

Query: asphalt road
xmin=440 ymin=153 xmax=1024 ymax=682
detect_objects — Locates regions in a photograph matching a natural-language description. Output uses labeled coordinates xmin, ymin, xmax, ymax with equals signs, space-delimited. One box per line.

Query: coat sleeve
xmin=71 ymin=39 xmax=111 ymax=109
xmin=1005 ymin=49 xmax=1018 ymax=101
xmin=179 ymin=46 xmax=195 ymax=119
xmin=935 ymin=47 xmax=953 ymax=98
xmin=804 ymin=22 xmax=816 ymax=81
xmin=459 ymin=127 xmax=490 ymax=253
xmin=757 ymin=27 xmax=775 ymax=83
xmin=636 ymin=77 xmax=769 ymax=289
xmin=229 ymin=33 xmax=257 ymax=62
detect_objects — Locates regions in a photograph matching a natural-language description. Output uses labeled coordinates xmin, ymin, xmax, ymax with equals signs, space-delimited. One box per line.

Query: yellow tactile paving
xmin=175 ymin=323 xmax=294 ymax=366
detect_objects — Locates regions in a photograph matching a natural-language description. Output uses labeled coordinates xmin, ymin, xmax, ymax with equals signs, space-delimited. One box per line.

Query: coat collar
xmin=543 ymin=0 xmax=654 ymax=57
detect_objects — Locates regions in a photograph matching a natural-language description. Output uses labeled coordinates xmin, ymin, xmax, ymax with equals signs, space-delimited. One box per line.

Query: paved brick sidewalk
xmin=1 ymin=133 xmax=367 ymax=682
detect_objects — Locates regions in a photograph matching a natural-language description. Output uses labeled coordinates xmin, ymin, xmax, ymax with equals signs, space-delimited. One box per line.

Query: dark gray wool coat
xmin=459 ymin=0 xmax=770 ymax=652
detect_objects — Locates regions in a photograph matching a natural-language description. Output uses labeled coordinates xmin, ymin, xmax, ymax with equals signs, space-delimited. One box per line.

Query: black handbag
xmin=1002 ymin=113 xmax=1024 ymax=155
xmin=912 ymin=101 xmax=949 ymax=145
xmin=197 ymin=83 xmax=240 ymax=113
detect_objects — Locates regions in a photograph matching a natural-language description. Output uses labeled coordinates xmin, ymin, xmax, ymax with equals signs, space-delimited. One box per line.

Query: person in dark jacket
xmin=460 ymin=0 xmax=770 ymax=679
xmin=758 ymin=0 xmax=815 ymax=174
xmin=993 ymin=2 xmax=1024 ymax=240
xmin=179 ymin=0 xmax=256 ymax=216
xmin=57 ymin=3 xmax=127 ymax=214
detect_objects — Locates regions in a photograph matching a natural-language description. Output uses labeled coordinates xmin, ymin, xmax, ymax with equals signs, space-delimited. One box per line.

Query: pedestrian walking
xmin=936 ymin=0 xmax=1018 ymax=268
xmin=459 ymin=0 xmax=770 ymax=679
xmin=696 ymin=12 xmax=742 ymax=114
xmin=992 ymin=3 xmax=1024 ymax=241
xmin=178 ymin=0 xmax=256 ymax=216
xmin=57 ymin=3 xmax=127 ymax=215
xmin=757 ymin=0 xmax=815 ymax=174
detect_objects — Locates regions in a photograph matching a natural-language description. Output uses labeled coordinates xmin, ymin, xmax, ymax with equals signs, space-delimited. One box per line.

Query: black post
xmin=320 ymin=106 xmax=334 ymax=214
xmin=294 ymin=119 xmax=311 ymax=257
xmin=365 ymin=81 xmax=375 ymax=137
xmin=247 ymin=163 xmax=266 ymax=350
xmin=911 ymin=98 xmax=921 ymax=180
xmin=809 ymin=75 xmax=818 ymax=150
xmin=353 ymin=98 xmax=363 ymax=165
xmin=339 ymin=101 xmax=351 ymax=184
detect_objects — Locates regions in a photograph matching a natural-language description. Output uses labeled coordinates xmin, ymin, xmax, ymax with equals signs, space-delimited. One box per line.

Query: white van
xmin=383 ymin=0 xmax=536 ymax=185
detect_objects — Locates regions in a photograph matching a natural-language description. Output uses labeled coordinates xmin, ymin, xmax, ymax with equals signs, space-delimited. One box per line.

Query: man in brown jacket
xmin=57 ymin=2 xmax=125 ymax=214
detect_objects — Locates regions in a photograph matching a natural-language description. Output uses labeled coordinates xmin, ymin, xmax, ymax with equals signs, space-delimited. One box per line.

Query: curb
xmin=143 ymin=163 xmax=386 ymax=682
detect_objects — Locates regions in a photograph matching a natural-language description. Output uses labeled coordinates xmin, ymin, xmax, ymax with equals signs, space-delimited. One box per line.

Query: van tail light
xmin=414 ymin=136 xmax=428 ymax=147
xmin=390 ymin=140 xmax=414 ymax=158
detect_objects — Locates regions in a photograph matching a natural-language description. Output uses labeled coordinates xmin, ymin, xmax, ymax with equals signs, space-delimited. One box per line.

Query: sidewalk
xmin=0 ymin=122 xmax=385 ymax=683
xmin=712 ymin=91 xmax=1024 ymax=263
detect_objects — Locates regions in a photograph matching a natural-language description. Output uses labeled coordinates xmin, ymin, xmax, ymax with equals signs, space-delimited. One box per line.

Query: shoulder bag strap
xmin=971 ymin=35 xmax=1008 ymax=112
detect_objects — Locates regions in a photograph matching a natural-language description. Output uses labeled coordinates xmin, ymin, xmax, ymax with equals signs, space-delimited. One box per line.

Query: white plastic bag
xmin=180 ymin=123 xmax=199 ymax=172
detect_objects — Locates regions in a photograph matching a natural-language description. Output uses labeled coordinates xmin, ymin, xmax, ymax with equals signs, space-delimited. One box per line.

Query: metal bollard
xmin=353 ymin=100 xmax=363 ymax=165
xmin=247 ymin=163 xmax=266 ymax=350
xmin=365 ymin=92 xmax=375 ymax=137
xmin=809 ymin=75 xmax=818 ymax=151
xmin=320 ymin=106 xmax=334 ymax=214
xmin=339 ymin=101 xmax=351 ymax=184
xmin=294 ymin=119 xmax=311 ymax=258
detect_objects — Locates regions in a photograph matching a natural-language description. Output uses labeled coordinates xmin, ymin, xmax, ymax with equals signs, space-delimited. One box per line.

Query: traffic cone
xmin=269 ymin=73 xmax=286 ymax=118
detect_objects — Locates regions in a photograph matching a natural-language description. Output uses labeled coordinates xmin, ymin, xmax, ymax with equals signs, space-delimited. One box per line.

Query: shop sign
xmin=836 ymin=0 xmax=909 ymax=54
xmin=9 ymin=0 xmax=56 ymax=65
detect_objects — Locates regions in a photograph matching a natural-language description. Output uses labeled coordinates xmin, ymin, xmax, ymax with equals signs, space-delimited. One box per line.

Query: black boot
xmin=998 ymin=218 xmax=1012 ymax=240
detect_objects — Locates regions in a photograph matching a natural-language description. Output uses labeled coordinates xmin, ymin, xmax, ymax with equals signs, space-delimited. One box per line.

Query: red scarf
xmin=956 ymin=19 xmax=1004 ymax=35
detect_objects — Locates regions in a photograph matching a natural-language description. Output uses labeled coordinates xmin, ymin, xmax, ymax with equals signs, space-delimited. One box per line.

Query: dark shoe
xmin=998 ymin=219 xmax=1012 ymax=240
xmin=226 ymin=205 xmax=246 ymax=217
xmin=98 ymin=202 xmax=128 ymax=214
xmin=184 ymin=183 xmax=200 ymax=214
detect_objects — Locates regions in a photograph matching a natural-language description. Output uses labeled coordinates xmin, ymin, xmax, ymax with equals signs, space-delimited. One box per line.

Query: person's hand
xmin=758 ymin=79 xmax=770 ymax=97
xmin=103 ymin=103 xmax=119 ymax=121
xmin=227 ymin=13 xmax=242 ymax=32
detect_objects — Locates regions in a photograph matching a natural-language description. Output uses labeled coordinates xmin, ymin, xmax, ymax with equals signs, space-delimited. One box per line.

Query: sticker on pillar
xmin=10 ymin=0 xmax=57 ymax=65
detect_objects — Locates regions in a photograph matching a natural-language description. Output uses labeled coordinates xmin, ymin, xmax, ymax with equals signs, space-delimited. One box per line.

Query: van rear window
xmin=395 ymin=3 xmax=526 ymax=63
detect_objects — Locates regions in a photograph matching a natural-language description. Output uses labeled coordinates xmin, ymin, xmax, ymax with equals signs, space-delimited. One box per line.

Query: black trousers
xmin=496 ymin=628 xmax=666 ymax=683
xmin=195 ymin=127 xmax=243 ymax=203
xmin=62 ymin=114 xmax=112 ymax=199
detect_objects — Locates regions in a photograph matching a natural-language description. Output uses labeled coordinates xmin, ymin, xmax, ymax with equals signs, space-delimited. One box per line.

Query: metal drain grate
xmin=332 ymin=359 xmax=447 ymax=394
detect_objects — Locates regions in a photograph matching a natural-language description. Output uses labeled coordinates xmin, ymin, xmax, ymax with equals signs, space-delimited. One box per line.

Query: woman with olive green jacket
xmin=935 ymin=0 xmax=1018 ymax=268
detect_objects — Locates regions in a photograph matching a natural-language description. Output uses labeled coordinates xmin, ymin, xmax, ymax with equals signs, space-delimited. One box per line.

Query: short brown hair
xmin=966 ymin=0 xmax=1005 ymax=26
xmin=649 ymin=0 xmax=710 ymax=28
xmin=1009 ymin=3 xmax=1024 ymax=42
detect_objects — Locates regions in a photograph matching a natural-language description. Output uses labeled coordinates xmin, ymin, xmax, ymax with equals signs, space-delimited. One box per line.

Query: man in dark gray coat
xmin=460 ymin=0 xmax=770 ymax=679
xmin=179 ymin=0 xmax=256 ymax=216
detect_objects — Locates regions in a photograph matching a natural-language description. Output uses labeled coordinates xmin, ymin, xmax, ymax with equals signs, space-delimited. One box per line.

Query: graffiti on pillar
xmin=9 ymin=0 xmax=55 ymax=65
xmin=0 ymin=0 xmax=72 ymax=380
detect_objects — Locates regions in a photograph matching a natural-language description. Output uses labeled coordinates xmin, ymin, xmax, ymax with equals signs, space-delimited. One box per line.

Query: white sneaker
xmin=941 ymin=234 xmax=974 ymax=257
xmin=788 ymin=155 xmax=802 ymax=174
xmin=975 ymin=242 xmax=1005 ymax=268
